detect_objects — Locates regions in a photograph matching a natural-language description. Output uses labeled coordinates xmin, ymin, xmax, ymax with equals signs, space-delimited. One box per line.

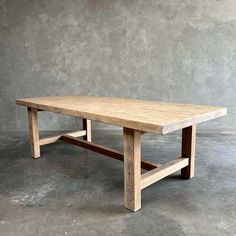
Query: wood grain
xmin=39 ymin=130 xmax=86 ymax=146
xmin=27 ymin=107 xmax=40 ymax=158
xmin=16 ymin=96 xmax=227 ymax=134
xmin=124 ymin=128 xmax=141 ymax=212
xmin=141 ymin=158 xmax=189 ymax=189
xmin=181 ymin=125 xmax=196 ymax=179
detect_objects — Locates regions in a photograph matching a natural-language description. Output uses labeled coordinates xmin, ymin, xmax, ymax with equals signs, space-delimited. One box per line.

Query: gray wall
xmin=0 ymin=0 xmax=235 ymax=131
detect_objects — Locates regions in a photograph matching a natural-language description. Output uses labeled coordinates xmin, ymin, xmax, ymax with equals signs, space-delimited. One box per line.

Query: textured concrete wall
xmin=0 ymin=0 xmax=235 ymax=131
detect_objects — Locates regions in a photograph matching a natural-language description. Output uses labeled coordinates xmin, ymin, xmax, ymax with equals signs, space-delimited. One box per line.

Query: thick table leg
xmin=123 ymin=128 xmax=141 ymax=212
xmin=83 ymin=118 xmax=92 ymax=142
xmin=181 ymin=125 xmax=196 ymax=179
xmin=27 ymin=107 xmax=40 ymax=158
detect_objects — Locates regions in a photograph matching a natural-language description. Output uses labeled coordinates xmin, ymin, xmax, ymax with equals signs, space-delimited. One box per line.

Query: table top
xmin=16 ymin=96 xmax=227 ymax=134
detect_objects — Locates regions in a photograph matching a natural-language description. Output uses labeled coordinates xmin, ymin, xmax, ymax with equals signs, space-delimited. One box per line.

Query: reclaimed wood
xmin=16 ymin=96 xmax=227 ymax=212
xmin=27 ymin=107 xmax=40 ymax=158
xmin=141 ymin=158 xmax=189 ymax=189
xmin=181 ymin=125 xmax=196 ymax=179
xmin=82 ymin=118 xmax=92 ymax=141
xmin=60 ymin=135 xmax=160 ymax=171
xmin=39 ymin=130 xmax=86 ymax=146
xmin=16 ymin=96 xmax=227 ymax=135
xmin=141 ymin=160 xmax=162 ymax=171
xmin=124 ymin=128 xmax=141 ymax=212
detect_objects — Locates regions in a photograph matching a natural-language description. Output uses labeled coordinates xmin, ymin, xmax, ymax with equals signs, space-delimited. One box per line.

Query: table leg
xmin=27 ymin=107 xmax=40 ymax=158
xmin=123 ymin=128 xmax=141 ymax=212
xmin=181 ymin=125 xmax=196 ymax=179
xmin=82 ymin=118 xmax=92 ymax=142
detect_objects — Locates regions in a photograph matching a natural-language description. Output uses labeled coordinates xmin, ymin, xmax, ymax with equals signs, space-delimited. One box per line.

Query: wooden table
xmin=16 ymin=96 xmax=227 ymax=212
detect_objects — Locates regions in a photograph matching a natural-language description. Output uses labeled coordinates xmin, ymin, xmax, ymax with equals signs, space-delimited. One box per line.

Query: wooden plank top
xmin=16 ymin=96 xmax=227 ymax=134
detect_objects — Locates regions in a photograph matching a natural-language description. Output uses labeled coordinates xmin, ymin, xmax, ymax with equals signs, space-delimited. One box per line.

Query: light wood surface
xmin=16 ymin=96 xmax=227 ymax=134
xmin=17 ymin=96 xmax=227 ymax=212
xmin=39 ymin=130 xmax=86 ymax=146
xmin=27 ymin=107 xmax=40 ymax=158
xmin=124 ymin=128 xmax=141 ymax=212
xmin=141 ymin=158 xmax=189 ymax=189
xmin=181 ymin=125 xmax=196 ymax=179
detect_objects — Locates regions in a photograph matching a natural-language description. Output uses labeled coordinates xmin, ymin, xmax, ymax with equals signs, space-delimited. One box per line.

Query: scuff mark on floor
xmin=10 ymin=183 xmax=55 ymax=205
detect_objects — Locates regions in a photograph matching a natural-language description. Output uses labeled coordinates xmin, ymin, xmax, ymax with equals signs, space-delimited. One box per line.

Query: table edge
xmin=16 ymin=99 xmax=227 ymax=135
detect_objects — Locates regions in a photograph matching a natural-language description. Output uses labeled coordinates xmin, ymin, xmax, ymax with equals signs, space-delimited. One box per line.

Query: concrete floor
xmin=0 ymin=131 xmax=235 ymax=236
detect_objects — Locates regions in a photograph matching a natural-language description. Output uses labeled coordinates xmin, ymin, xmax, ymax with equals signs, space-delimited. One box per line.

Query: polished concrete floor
xmin=0 ymin=131 xmax=235 ymax=236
